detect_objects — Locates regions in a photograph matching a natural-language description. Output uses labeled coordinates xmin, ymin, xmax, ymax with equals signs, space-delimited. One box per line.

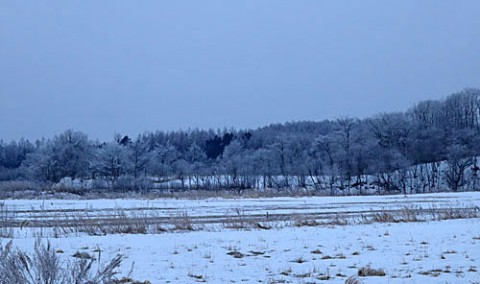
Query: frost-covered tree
xmin=128 ymin=137 xmax=152 ymax=178
xmin=4 ymin=88 xmax=480 ymax=195
xmin=92 ymin=142 xmax=131 ymax=184
xmin=23 ymin=141 xmax=56 ymax=182
xmin=445 ymin=144 xmax=473 ymax=192
xmin=183 ymin=142 xmax=207 ymax=189
xmin=221 ymin=140 xmax=245 ymax=189
xmin=50 ymin=130 xmax=92 ymax=181
xmin=443 ymin=89 xmax=480 ymax=129
xmin=148 ymin=143 xmax=179 ymax=179
xmin=21 ymin=131 xmax=91 ymax=183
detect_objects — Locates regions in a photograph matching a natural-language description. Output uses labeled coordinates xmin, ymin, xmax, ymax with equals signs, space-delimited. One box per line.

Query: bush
xmin=114 ymin=175 xmax=153 ymax=192
xmin=0 ymin=180 xmax=43 ymax=193
xmin=0 ymin=239 xmax=127 ymax=284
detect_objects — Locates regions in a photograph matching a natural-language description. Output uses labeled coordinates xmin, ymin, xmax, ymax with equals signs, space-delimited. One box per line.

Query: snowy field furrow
xmin=3 ymin=192 xmax=480 ymax=221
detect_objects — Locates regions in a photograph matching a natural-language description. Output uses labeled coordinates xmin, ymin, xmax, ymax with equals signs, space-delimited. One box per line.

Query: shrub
xmin=113 ymin=175 xmax=153 ymax=192
xmin=0 ymin=239 xmax=128 ymax=284
xmin=0 ymin=180 xmax=43 ymax=195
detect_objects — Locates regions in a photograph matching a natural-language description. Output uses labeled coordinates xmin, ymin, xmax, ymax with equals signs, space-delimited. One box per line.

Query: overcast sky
xmin=1 ymin=1 xmax=480 ymax=141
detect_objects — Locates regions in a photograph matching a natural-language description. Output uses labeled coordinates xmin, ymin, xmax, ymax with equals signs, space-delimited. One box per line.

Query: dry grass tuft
xmin=227 ymin=250 xmax=245 ymax=258
xmin=344 ymin=276 xmax=362 ymax=284
xmin=72 ymin=251 xmax=94 ymax=259
xmin=358 ymin=266 xmax=386 ymax=277
xmin=171 ymin=211 xmax=195 ymax=231
xmin=0 ymin=202 xmax=14 ymax=238
xmin=0 ymin=239 xmax=138 ymax=284
xmin=371 ymin=212 xmax=395 ymax=223
xmin=114 ymin=278 xmax=152 ymax=284
xmin=188 ymin=272 xmax=206 ymax=282
xmin=291 ymin=256 xmax=308 ymax=263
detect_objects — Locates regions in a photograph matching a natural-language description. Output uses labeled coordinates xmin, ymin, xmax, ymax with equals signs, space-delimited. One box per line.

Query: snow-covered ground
xmin=6 ymin=218 xmax=480 ymax=283
xmin=2 ymin=192 xmax=480 ymax=283
xmin=3 ymin=191 xmax=480 ymax=224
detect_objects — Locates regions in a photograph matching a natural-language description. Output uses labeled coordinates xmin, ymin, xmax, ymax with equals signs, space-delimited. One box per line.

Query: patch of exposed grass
xmin=226 ymin=250 xmax=245 ymax=258
xmin=280 ymin=267 xmax=292 ymax=276
xmin=418 ymin=269 xmax=443 ymax=277
xmin=358 ymin=266 xmax=386 ymax=277
xmin=344 ymin=276 xmax=362 ymax=284
xmin=294 ymin=272 xmax=311 ymax=278
xmin=187 ymin=272 xmax=206 ymax=282
xmin=291 ymin=256 xmax=308 ymax=264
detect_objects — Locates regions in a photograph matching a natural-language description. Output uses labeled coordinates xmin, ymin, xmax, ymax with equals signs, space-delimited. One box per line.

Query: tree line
xmin=1 ymin=88 xmax=480 ymax=195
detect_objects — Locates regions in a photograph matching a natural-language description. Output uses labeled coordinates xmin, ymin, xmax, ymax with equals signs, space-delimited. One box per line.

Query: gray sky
xmin=1 ymin=1 xmax=480 ymax=141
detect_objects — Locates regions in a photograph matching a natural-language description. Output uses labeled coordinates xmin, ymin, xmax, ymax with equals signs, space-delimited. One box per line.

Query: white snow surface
xmin=2 ymin=192 xmax=480 ymax=283
xmin=4 ymin=191 xmax=480 ymax=220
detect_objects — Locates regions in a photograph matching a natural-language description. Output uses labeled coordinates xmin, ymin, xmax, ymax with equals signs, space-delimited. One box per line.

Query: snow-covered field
xmin=2 ymin=192 xmax=480 ymax=283
xmin=3 ymin=192 xmax=480 ymax=231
